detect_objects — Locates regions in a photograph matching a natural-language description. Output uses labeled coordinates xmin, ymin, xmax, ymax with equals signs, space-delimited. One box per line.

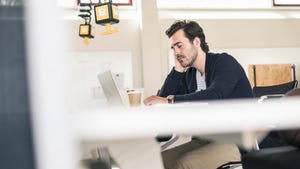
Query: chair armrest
xmin=258 ymin=94 xmax=284 ymax=103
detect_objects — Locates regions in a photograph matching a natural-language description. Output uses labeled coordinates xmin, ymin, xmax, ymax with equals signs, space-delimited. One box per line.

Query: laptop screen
xmin=97 ymin=70 xmax=126 ymax=107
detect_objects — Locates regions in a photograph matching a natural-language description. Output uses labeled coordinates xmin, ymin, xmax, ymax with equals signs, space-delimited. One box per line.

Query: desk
xmin=71 ymin=98 xmax=300 ymax=169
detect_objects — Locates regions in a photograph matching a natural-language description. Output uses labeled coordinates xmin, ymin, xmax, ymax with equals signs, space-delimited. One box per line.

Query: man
xmin=143 ymin=20 xmax=253 ymax=169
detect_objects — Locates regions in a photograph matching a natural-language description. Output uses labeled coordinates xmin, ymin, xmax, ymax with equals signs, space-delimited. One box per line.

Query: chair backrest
xmin=241 ymin=88 xmax=300 ymax=169
xmin=248 ymin=64 xmax=298 ymax=97
xmin=253 ymin=80 xmax=298 ymax=97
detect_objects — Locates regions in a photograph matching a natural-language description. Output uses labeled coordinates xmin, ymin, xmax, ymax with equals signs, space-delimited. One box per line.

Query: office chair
xmin=253 ymin=81 xmax=298 ymax=98
xmin=241 ymin=88 xmax=300 ymax=169
xmin=248 ymin=64 xmax=298 ymax=98
xmin=242 ymin=129 xmax=300 ymax=169
xmin=218 ymin=88 xmax=300 ymax=169
xmin=242 ymin=145 xmax=300 ymax=169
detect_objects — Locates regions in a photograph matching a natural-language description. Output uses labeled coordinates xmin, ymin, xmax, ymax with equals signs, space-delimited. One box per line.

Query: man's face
xmin=170 ymin=29 xmax=198 ymax=68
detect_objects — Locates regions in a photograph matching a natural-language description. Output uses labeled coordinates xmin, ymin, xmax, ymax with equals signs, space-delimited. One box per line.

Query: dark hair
xmin=165 ymin=20 xmax=209 ymax=53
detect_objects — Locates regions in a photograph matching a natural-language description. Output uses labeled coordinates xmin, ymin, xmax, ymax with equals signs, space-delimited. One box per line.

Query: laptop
xmin=97 ymin=70 xmax=128 ymax=107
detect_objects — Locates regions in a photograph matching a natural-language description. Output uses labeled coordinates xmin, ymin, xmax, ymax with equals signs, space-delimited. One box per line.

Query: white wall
xmin=69 ymin=51 xmax=132 ymax=112
xmin=66 ymin=19 xmax=142 ymax=87
xmin=214 ymin=48 xmax=300 ymax=79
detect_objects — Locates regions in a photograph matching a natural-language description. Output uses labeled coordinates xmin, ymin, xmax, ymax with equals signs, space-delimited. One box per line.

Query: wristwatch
xmin=167 ymin=95 xmax=174 ymax=104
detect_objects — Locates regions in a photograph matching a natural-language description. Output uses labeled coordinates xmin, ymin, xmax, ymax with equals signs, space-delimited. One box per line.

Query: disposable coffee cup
xmin=127 ymin=90 xmax=142 ymax=107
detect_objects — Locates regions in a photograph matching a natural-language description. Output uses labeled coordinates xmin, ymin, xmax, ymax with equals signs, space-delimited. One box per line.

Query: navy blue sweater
xmin=158 ymin=52 xmax=253 ymax=102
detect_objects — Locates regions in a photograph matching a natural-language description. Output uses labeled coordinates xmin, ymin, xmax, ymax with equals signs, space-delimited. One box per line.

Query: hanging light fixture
xmin=78 ymin=2 xmax=94 ymax=45
xmin=94 ymin=0 xmax=119 ymax=35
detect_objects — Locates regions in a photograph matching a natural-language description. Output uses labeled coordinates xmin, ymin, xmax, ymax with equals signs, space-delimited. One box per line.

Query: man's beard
xmin=180 ymin=49 xmax=197 ymax=68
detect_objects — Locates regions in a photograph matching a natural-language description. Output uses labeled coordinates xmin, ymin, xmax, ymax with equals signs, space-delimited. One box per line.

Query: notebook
xmin=97 ymin=70 xmax=128 ymax=107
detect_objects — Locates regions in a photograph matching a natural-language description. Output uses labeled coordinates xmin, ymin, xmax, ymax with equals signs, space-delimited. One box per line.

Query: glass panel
xmin=0 ymin=0 xmax=24 ymax=6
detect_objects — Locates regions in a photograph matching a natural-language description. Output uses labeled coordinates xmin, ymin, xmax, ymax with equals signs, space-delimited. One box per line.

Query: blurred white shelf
xmin=71 ymin=98 xmax=300 ymax=149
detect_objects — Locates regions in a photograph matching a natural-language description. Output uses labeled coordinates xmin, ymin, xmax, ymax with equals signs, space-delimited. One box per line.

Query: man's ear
xmin=193 ymin=37 xmax=201 ymax=47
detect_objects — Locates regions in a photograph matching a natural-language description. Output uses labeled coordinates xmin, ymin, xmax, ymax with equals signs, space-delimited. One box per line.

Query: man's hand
xmin=174 ymin=55 xmax=186 ymax=72
xmin=143 ymin=95 xmax=168 ymax=106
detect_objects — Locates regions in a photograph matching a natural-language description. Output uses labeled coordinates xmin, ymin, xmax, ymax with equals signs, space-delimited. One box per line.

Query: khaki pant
xmin=162 ymin=139 xmax=241 ymax=169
